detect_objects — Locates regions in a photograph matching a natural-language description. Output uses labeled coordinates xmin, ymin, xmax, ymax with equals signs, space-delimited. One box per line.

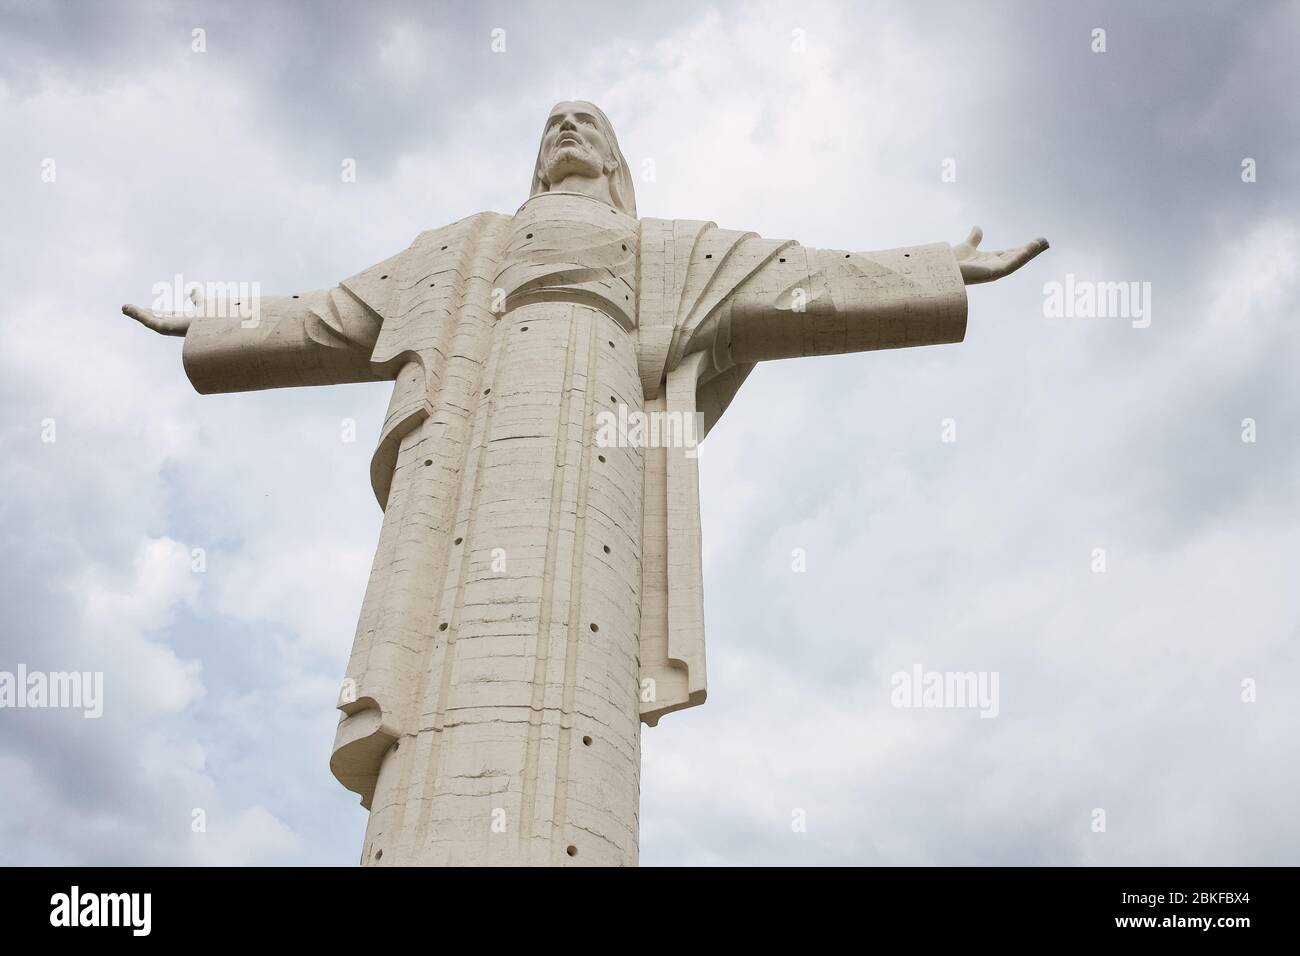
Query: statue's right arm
xmin=123 ymin=282 xmax=389 ymax=394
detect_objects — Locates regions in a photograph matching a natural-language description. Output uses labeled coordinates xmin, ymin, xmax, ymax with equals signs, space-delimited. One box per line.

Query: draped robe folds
xmin=181 ymin=191 xmax=967 ymax=865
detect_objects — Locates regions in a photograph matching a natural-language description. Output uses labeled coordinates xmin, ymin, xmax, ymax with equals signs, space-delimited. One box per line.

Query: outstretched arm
xmin=121 ymin=248 xmax=405 ymax=393
xmin=710 ymin=226 xmax=1047 ymax=366
xmin=122 ymin=288 xmax=386 ymax=393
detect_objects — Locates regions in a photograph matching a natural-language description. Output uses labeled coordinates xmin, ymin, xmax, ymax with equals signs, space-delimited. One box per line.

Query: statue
xmin=124 ymin=101 xmax=1047 ymax=866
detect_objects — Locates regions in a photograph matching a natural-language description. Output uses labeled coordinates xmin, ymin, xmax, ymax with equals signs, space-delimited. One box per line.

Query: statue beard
xmin=542 ymin=144 xmax=606 ymax=186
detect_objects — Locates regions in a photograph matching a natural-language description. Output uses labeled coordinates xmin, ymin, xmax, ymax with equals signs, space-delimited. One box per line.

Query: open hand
xmin=953 ymin=226 xmax=1049 ymax=285
xmin=121 ymin=303 xmax=192 ymax=336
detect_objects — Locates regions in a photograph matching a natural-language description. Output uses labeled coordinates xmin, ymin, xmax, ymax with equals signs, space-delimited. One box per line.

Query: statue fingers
xmin=953 ymin=225 xmax=983 ymax=260
xmin=1020 ymin=237 xmax=1049 ymax=261
xmin=122 ymin=303 xmax=154 ymax=326
xmin=122 ymin=304 xmax=190 ymax=336
xmin=997 ymin=240 xmax=1048 ymax=275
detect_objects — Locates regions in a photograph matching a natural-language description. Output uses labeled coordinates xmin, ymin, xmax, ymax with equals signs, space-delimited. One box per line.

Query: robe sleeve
xmin=717 ymin=241 xmax=967 ymax=365
xmin=180 ymin=250 xmax=408 ymax=394
xmin=634 ymin=223 xmax=969 ymax=727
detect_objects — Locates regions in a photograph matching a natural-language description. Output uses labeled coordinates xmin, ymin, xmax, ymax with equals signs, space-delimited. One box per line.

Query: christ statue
xmin=124 ymin=101 xmax=1048 ymax=866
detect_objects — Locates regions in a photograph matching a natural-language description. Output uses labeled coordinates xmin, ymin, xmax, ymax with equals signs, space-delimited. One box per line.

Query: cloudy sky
xmin=2 ymin=0 xmax=1297 ymax=866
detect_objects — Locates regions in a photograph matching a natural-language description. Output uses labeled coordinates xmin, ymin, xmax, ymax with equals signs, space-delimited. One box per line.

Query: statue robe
xmin=181 ymin=191 xmax=966 ymax=864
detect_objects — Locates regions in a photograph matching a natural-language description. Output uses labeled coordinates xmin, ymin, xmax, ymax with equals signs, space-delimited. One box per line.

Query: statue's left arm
xmin=635 ymin=222 xmax=1046 ymax=727
xmin=692 ymin=226 xmax=1046 ymax=366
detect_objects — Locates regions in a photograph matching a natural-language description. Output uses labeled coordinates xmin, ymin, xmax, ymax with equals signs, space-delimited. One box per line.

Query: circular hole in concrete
xmin=454 ymin=537 xmax=463 ymax=545
xmin=566 ymin=845 xmax=578 ymax=856
xmin=582 ymin=735 xmax=592 ymax=746
xmin=602 ymin=545 xmax=610 ymax=554
xmin=439 ymin=622 xmax=448 ymax=631
xmin=589 ymin=622 xmax=599 ymax=632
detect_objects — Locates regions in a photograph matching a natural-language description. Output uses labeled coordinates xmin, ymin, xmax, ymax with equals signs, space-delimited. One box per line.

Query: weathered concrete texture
xmin=125 ymin=99 xmax=1047 ymax=866
xmin=360 ymin=293 xmax=644 ymax=866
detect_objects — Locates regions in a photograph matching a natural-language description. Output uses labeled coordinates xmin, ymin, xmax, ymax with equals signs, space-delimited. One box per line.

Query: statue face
xmin=539 ymin=104 xmax=613 ymax=186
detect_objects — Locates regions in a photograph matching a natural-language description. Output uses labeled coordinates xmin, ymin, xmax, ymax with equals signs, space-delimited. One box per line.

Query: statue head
xmin=531 ymin=100 xmax=636 ymax=217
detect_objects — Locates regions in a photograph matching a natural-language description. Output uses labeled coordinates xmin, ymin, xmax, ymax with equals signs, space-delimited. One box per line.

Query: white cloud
xmin=190 ymin=805 xmax=306 ymax=866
